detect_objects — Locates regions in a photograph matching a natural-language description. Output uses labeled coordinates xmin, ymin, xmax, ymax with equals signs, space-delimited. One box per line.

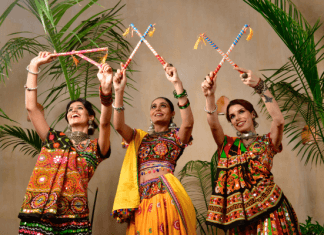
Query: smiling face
xmin=150 ymin=98 xmax=175 ymax=127
xmin=66 ymin=101 xmax=93 ymax=128
xmin=228 ymin=104 xmax=256 ymax=133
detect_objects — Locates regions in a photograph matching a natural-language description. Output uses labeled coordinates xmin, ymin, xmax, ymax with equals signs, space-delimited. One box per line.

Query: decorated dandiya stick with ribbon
xmin=195 ymin=24 xmax=253 ymax=78
xmin=213 ymin=24 xmax=252 ymax=75
xmin=54 ymin=47 xmax=108 ymax=57
xmin=122 ymin=24 xmax=155 ymax=71
xmin=202 ymin=33 xmax=239 ymax=68
xmin=129 ymin=23 xmax=166 ymax=65
xmin=75 ymin=53 xmax=103 ymax=68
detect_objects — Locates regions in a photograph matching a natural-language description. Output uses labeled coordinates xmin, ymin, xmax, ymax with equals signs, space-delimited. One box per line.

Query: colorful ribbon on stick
xmin=195 ymin=24 xmax=253 ymax=78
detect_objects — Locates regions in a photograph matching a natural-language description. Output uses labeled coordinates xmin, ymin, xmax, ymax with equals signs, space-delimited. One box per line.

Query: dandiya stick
xmin=122 ymin=24 xmax=154 ymax=71
xmin=130 ymin=23 xmax=166 ymax=65
xmin=75 ymin=53 xmax=102 ymax=68
xmin=202 ymin=33 xmax=239 ymax=69
xmin=213 ymin=24 xmax=251 ymax=76
xmin=54 ymin=47 xmax=108 ymax=57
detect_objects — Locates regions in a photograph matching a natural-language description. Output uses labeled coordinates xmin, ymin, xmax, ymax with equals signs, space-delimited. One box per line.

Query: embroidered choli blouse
xmin=19 ymin=128 xmax=110 ymax=221
xmin=137 ymin=128 xmax=191 ymax=179
xmin=206 ymin=133 xmax=283 ymax=230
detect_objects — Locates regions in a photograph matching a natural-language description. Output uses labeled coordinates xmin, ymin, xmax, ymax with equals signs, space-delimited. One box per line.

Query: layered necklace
xmin=67 ymin=131 xmax=90 ymax=152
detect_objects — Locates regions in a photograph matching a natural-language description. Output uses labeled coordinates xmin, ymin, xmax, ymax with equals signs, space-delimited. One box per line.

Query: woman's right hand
xmin=113 ymin=62 xmax=127 ymax=93
xmin=29 ymin=51 xmax=57 ymax=67
xmin=201 ymin=71 xmax=217 ymax=97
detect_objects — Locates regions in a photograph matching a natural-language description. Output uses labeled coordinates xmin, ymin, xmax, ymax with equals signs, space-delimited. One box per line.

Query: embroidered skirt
xmin=229 ymin=196 xmax=300 ymax=235
xmin=127 ymin=173 xmax=196 ymax=235
xmin=18 ymin=218 xmax=91 ymax=235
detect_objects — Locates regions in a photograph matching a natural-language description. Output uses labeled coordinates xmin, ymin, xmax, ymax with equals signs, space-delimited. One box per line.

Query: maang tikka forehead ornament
xmin=194 ymin=24 xmax=253 ymax=80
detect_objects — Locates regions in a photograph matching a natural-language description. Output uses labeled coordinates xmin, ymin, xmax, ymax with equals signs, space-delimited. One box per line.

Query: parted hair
xmin=226 ymin=99 xmax=258 ymax=123
xmin=65 ymin=98 xmax=98 ymax=135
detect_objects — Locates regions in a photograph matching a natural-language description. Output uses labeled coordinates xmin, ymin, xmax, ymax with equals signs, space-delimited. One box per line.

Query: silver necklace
xmin=237 ymin=131 xmax=258 ymax=140
xmin=67 ymin=131 xmax=89 ymax=145
xmin=149 ymin=130 xmax=171 ymax=137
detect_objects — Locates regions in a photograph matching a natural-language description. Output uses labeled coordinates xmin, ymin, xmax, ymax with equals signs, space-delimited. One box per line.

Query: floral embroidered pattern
xmin=138 ymin=128 xmax=191 ymax=176
xmin=139 ymin=178 xmax=167 ymax=201
xmin=173 ymin=220 xmax=180 ymax=230
xmin=206 ymin=134 xmax=292 ymax=231
xmin=19 ymin=128 xmax=110 ymax=220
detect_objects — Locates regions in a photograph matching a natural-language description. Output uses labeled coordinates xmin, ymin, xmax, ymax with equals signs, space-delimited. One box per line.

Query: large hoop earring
xmin=148 ymin=120 xmax=154 ymax=133
xmin=169 ymin=117 xmax=177 ymax=129
xmin=88 ymin=120 xmax=94 ymax=130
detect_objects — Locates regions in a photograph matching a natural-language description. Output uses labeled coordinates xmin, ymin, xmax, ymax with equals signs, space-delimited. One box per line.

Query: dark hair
xmin=226 ymin=99 xmax=258 ymax=124
xmin=65 ymin=98 xmax=98 ymax=135
xmin=151 ymin=97 xmax=174 ymax=112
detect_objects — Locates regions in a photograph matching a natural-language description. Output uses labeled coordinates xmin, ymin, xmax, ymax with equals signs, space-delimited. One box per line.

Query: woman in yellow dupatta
xmin=111 ymin=62 xmax=196 ymax=234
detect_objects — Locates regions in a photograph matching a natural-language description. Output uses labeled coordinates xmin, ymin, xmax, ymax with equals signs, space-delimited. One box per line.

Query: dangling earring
xmin=169 ymin=117 xmax=177 ymax=129
xmin=253 ymin=118 xmax=259 ymax=129
xmin=88 ymin=120 xmax=94 ymax=130
xmin=148 ymin=120 xmax=154 ymax=133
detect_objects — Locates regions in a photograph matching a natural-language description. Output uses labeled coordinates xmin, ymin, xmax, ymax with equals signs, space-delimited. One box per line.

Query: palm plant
xmin=0 ymin=0 xmax=133 ymax=156
xmin=242 ymin=0 xmax=324 ymax=165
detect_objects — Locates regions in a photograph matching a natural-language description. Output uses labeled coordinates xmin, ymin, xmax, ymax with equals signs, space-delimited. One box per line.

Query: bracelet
xmin=26 ymin=65 xmax=41 ymax=75
xmin=99 ymin=85 xmax=113 ymax=106
xmin=112 ymin=103 xmax=125 ymax=113
xmin=253 ymin=79 xmax=268 ymax=95
xmin=173 ymin=89 xmax=187 ymax=99
xmin=24 ymin=84 xmax=38 ymax=91
xmin=204 ymin=104 xmax=218 ymax=114
xmin=178 ymin=99 xmax=190 ymax=109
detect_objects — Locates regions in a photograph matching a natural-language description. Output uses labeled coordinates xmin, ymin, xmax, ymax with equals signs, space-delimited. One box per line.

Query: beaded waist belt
xmin=139 ymin=161 xmax=175 ymax=176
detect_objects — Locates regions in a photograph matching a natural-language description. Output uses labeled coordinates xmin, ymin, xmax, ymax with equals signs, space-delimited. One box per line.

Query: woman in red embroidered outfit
xmin=19 ymin=52 xmax=113 ymax=235
xmin=201 ymin=67 xmax=301 ymax=235
xmin=111 ymin=62 xmax=196 ymax=234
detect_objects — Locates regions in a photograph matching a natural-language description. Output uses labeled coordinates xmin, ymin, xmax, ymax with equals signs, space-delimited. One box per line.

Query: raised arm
xmin=201 ymin=72 xmax=225 ymax=149
xmin=112 ymin=63 xmax=134 ymax=143
xmin=235 ymin=67 xmax=284 ymax=149
xmin=25 ymin=51 xmax=57 ymax=142
xmin=163 ymin=63 xmax=194 ymax=145
xmin=97 ymin=63 xmax=113 ymax=156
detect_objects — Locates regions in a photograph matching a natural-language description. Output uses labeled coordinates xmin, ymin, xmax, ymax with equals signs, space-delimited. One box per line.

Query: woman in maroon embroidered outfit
xmin=111 ymin=62 xmax=196 ymax=234
xmin=19 ymin=52 xmax=113 ymax=235
xmin=201 ymin=67 xmax=301 ymax=234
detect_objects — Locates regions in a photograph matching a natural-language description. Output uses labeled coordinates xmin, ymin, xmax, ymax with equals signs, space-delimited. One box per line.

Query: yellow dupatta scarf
xmin=112 ymin=129 xmax=148 ymax=223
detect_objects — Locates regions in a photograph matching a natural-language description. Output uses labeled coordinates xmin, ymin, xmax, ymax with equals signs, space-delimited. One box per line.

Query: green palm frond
xmin=0 ymin=36 xmax=49 ymax=82
xmin=1 ymin=0 xmax=133 ymax=129
xmin=179 ymin=160 xmax=217 ymax=235
xmin=0 ymin=125 xmax=42 ymax=158
xmin=243 ymin=0 xmax=324 ymax=165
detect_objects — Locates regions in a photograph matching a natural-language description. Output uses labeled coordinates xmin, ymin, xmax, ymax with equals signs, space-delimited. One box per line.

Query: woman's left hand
xmin=97 ymin=63 xmax=113 ymax=94
xmin=234 ymin=67 xmax=260 ymax=88
xmin=163 ymin=62 xmax=181 ymax=84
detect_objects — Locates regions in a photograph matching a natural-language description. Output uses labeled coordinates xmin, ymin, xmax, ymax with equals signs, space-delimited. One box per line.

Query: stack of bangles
xmin=99 ymin=85 xmax=113 ymax=106
xmin=173 ymin=89 xmax=190 ymax=109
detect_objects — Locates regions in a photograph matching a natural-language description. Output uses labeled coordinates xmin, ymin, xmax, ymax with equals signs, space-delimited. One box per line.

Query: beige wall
xmin=1 ymin=0 xmax=323 ymax=234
